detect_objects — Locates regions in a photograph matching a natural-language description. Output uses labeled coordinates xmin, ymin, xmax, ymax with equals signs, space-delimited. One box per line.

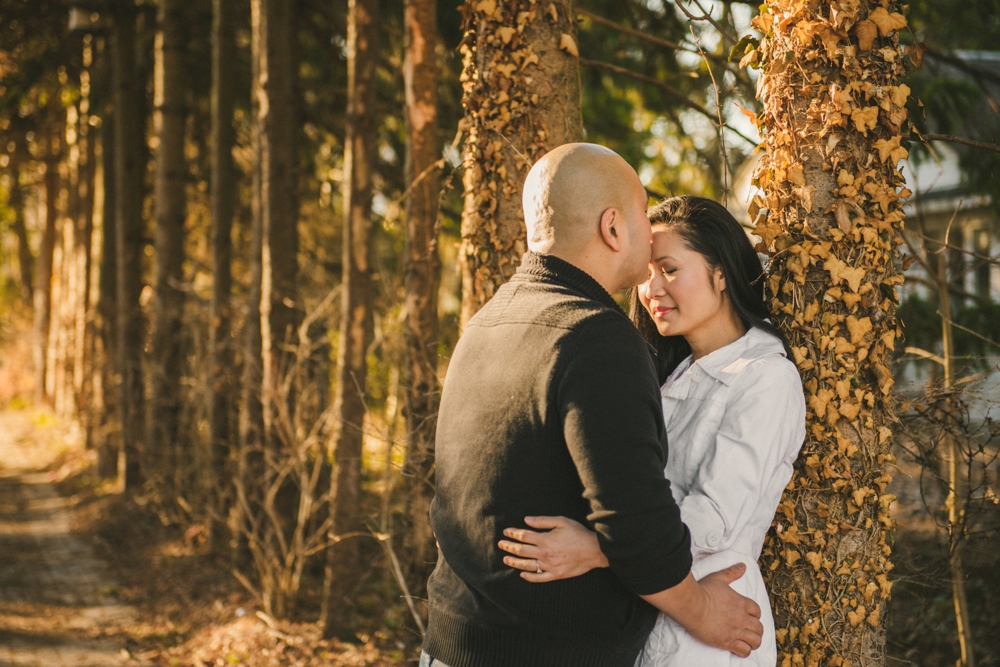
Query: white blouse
xmin=637 ymin=327 xmax=806 ymax=667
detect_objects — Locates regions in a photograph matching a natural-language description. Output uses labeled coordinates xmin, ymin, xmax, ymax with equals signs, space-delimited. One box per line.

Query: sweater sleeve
xmin=556 ymin=316 xmax=692 ymax=596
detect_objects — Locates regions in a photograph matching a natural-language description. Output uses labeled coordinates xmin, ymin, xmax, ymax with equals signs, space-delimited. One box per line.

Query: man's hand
xmin=640 ymin=564 xmax=763 ymax=658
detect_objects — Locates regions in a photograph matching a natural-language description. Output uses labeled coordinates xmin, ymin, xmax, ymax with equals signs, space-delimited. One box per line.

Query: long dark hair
xmin=628 ymin=195 xmax=793 ymax=383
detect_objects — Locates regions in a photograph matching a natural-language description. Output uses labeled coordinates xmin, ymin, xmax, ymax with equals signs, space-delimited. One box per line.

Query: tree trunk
xmin=751 ymin=2 xmax=909 ymax=665
xmin=7 ymin=160 xmax=34 ymax=304
xmin=458 ymin=0 xmax=583 ymax=326
xmin=935 ymin=257 xmax=975 ymax=667
xmin=322 ymin=0 xmax=377 ymax=639
xmin=96 ymin=107 xmax=119 ymax=479
xmin=75 ymin=64 xmax=97 ymax=446
xmin=112 ymin=0 xmax=147 ymax=490
xmin=401 ymin=0 xmax=441 ymax=611
xmin=209 ymin=0 xmax=238 ymax=551
xmin=237 ymin=0 xmax=266 ymax=568
xmin=33 ymin=127 xmax=61 ymax=406
xmin=259 ymin=0 xmax=301 ymax=451
xmin=148 ymin=0 xmax=188 ymax=488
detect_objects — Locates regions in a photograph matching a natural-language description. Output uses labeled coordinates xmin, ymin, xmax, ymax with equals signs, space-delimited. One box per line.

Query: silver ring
xmin=535 ymin=560 xmax=543 ymax=574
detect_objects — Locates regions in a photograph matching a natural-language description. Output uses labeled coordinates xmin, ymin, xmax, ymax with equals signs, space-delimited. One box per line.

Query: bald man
xmin=421 ymin=144 xmax=763 ymax=667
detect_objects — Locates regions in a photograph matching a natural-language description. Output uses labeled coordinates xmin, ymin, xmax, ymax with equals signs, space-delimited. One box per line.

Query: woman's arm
xmin=498 ymin=516 xmax=609 ymax=582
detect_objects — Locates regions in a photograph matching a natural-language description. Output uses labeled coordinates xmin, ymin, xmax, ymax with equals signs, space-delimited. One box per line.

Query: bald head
xmin=522 ymin=143 xmax=644 ymax=255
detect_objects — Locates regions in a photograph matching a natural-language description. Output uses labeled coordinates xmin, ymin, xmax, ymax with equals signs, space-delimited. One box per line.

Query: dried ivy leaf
xmin=868 ymin=7 xmax=906 ymax=36
xmin=558 ymin=33 xmax=579 ymax=57
xmin=854 ymin=20 xmax=877 ymax=52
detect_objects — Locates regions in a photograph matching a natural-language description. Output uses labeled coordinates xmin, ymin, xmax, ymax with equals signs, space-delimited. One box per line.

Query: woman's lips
xmin=651 ymin=305 xmax=675 ymax=318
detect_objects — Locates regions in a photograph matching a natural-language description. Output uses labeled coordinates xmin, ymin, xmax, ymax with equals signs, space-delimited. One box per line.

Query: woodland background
xmin=0 ymin=0 xmax=998 ymax=665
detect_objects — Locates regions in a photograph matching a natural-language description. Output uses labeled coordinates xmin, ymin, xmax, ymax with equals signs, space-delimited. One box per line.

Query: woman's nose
xmin=647 ymin=273 xmax=667 ymax=297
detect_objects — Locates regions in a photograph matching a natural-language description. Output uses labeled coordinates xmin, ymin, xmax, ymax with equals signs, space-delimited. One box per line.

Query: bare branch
xmin=578 ymin=58 xmax=758 ymax=147
xmin=673 ymin=0 xmax=737 ymax=44
xmin=915 ymin=133 xmax=1000 ymax=155
xmin=575 ymin=9 xmax=725 ymax=61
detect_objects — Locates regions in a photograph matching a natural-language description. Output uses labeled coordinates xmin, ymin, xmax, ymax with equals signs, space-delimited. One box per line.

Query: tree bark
xmin=751 ymin=2 xmax=909 ymax=664
xmin=148 ymin=0 xmax=188 ymax=487
xmin=6 ymin=159 xmax=34 ymax=304
xmin=209 ymin=0 xmax=238 ymax=551
xmin=323 ymin=0 xmax=377 ymax=639
xmin=458 ymin=0 xmax=583 ymax=326
xmin=237 ymin=0 xmax=266 ymax=568
xmin=96 ymin=107 xmax=119 ymax=479
xmin=112 ymin=0 xmax=147 ymax=490
xmin=259 ymin=0 xmax=301 ymax=450
xmin=401 ymin=0 xmax=441 ymax=610
xmin=33 ymin=125 xmax=61 ymax=406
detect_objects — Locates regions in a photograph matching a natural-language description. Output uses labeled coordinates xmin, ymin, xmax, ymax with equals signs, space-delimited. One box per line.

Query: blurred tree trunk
xmin=148 ymin=0 xmax=188 ymax=487
xmin=259 ymin=0 xmax=301 ymax=452
xmin=6 ymin=158 xmax=34 ymax=304
xmin=74 ymin=72 xmax=97 ymax=445
xmin=237 ymin=0 xmax=266 ymax=568
xmin=112 ymin=0 xmax=146 ymax=490
xmin=323 ymin=0 xmax=377 ymax=640
xmin=96 ymin=106 xmax=119 ymax=479
xmin=209 ymin=0 xmax=237 ymax=551
xmin=752 ymin=2 xmax=909 ymax=665
xmin=33 ymin=123 xmax=61 ymax=406
xmin=401 ymin=0 xmax=440 ymax=612
xmin=458 ymin=0 xmax=582 ymax=325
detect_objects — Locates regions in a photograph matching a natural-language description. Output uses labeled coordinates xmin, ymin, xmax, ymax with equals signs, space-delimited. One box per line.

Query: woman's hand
xmin=498 ymin=516 xmax=609 ymax=582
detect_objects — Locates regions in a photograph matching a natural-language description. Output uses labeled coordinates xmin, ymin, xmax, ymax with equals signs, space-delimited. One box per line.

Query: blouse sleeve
xmin=677 ymin=356 xmax=806 ymax=559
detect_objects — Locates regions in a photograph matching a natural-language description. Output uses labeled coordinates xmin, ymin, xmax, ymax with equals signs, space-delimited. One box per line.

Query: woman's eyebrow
xmin=653 ymin=254 xmax=674 ymax=263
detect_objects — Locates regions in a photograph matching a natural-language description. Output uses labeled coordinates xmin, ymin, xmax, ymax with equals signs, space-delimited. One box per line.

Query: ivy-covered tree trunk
xmin=401 ymin=0 xmax=441 ymax=608
xmin=750 ymin=2 xmax=910 ymax=665
xmin=458 ymin=0 xmax=583 ymax=325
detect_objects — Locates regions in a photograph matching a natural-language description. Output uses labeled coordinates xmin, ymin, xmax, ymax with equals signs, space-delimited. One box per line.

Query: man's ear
xmin=599 ymin=208 xmax=621 ymax=252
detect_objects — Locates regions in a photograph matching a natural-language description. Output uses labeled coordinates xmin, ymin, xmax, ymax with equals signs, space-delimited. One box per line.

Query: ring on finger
xmin=535 ymin=559 xmax=543 ymax=574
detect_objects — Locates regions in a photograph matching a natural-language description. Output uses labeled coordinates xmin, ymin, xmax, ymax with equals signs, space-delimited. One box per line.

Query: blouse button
xmin=705 ymin=530 xmax=721 ymax=547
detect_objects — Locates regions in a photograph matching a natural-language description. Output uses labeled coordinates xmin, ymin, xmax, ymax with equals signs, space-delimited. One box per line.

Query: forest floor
xmin=0 ymin=406 xmax=412 ymax=667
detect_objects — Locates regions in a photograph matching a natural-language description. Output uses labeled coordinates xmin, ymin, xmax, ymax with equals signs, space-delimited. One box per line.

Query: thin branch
xmin=938 ymin=313 xmax=1000 ymax=351
xmin=575 ymin=9 xmax=724 ymax=61
xmin=673 ymin=0 xmax=737 ymax=44
xmin=915 ymin=133 xmax=1000 ymax=155
xmin=690 ymin=25 xmax=729 ymax=206
xmin=906 ymin=230 xmax=1000 ymax=268
xmin=904 ymin=346 xmax=945 ymax=366
xmin=578 ymin=58 xmax=757 ymax=147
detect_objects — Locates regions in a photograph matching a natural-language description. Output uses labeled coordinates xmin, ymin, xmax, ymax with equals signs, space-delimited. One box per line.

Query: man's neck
xmin=539 ymin=246 xmax=620 ymax=296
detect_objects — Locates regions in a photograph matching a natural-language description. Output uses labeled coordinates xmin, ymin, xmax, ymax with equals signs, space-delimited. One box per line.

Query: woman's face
xmin=637 ymin=228 xmax=731 ymax=340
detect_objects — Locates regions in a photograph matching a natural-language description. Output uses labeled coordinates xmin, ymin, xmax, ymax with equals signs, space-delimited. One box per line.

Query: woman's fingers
xmin=519 ymin=570 xmax=557 ymax=583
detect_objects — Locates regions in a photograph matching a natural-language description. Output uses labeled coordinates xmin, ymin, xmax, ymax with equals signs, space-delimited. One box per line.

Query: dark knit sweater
xmin=422 ymin=253 xmax=692 ymax=667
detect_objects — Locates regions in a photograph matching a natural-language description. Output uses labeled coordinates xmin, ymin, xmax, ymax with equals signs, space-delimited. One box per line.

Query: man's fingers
xmin=746 ymin=598 xmax=762 ymax=619
xmin=498 ymin=540 xmax=538 ymax=558
xmin=740 ymin=626 xmax=763 ymax=650
xmin=524 ymin=515 xmax=565 ymax=530
xmin=727 ymin=640 xmax=752 ymax=659
xmin=711 ymin=562 xmax=746 ymax=584
xmin=501 ymin=527 xmax=541 ymax=545
xmin=502 ymin=555 xmax=539 ymax=572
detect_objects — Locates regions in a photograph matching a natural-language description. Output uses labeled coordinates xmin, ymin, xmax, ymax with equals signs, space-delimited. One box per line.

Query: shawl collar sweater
xmin=423 ymin=252 xmax=692 ymax=667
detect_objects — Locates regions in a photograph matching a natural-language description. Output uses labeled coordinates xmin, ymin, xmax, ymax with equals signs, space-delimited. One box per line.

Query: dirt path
xmin=0 ymin=410 xmax=144 ymax=667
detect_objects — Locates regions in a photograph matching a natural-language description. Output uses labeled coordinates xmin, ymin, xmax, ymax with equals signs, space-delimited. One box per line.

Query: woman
xmin=498 ymin=196 xmax=806 ymax=666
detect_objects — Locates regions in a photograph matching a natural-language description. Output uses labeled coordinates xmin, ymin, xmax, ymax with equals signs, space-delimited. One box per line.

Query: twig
xmin=375 ymin=531 xmax=427 ymax=636
xmin=673 ymin=0 xmax=737 ymax=44
xmin=905 ymin=230 xmax=1000 ymax=267
xmin=904 ymin=346 xmax=945 ymax=366
xmin=914 ymin=133 xmax=1000 ymax=155
xmin=937 ymin=313 xmax=1000 ymax=351
xmin=578 ymin=58 xmax=757 ymax=147
xmin=689 ymin=25 xmax=729 ymax=206
xmin=575 ymin=8 xmax=722 ymax=60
